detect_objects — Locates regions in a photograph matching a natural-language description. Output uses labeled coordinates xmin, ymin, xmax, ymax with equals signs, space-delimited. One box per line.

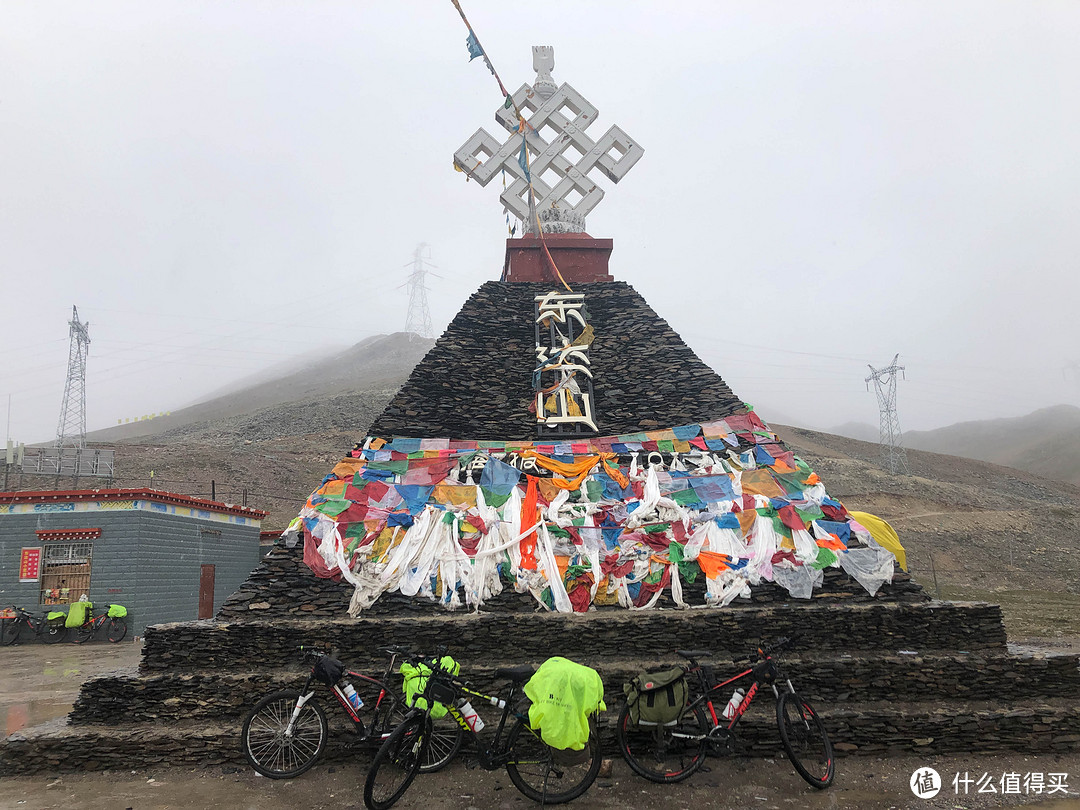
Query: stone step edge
xmin=8 ymin=701 xmax=1080 ymax=775
xmin=17 ymin=697 xmax=1080 ymax=741
xmin=199 ymin=599 xmax=1000 ymax=628
xmin=171 ymin=599 xmax=1008 ymax=641
xmin=24 ymin=697 xmax=1080 ymax=739
xmin=96 ymin=647 xmax=1080 ymax=686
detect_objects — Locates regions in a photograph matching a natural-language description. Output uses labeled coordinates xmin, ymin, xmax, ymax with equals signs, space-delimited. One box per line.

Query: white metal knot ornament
xmin=454 ymin=46 xmax=643 ymax=234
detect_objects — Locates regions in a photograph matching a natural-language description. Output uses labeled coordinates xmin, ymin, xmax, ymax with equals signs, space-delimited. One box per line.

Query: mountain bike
xmin=616 ymin=636 xmax=834 ymax=789
xmin=0 ymin=606 xmax=67 ymax=645
xmin=364 ymin=663 xmax=602 ymax=810
xmin=70 ymin=604 xmax=127 ymax=643
xmin=241 ymin=646 xmax=464 ymax=779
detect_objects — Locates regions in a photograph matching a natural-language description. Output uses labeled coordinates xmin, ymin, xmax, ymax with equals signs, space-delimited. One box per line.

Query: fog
xmin=2 ymin=1 xmax=1078 ymax=445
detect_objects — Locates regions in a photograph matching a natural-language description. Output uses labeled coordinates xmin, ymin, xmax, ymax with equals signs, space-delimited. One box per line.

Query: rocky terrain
xmin=7 ymin=333 xmax=1078 ymax=640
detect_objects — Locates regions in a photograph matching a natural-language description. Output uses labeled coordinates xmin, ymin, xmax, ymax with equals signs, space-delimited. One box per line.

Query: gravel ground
xmin=1 ymin=750 xmax=1079 ymax=810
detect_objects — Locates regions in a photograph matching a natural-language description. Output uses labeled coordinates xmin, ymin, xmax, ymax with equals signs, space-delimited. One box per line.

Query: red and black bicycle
xmin=616 ymin=636 xmax=834 ymax=788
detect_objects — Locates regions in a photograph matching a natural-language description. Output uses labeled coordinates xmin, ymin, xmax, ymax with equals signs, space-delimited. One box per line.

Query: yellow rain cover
xmin=848 ymin=511 xmax=907 ymax=571
xmin=523 ymin=657 xmax=606 ymax=751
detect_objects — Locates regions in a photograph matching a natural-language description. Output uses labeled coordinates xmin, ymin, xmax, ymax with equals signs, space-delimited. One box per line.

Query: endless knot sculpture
xmin=454 ymin=46 xmax=643 ymax=233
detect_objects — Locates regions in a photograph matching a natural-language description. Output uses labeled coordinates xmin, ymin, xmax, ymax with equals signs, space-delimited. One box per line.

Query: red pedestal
xmin=502 ymin=233 xmax=614 ymax=284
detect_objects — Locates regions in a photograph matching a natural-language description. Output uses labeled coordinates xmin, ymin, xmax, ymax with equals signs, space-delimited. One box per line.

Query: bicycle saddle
xmin=496 ymin=664 xmax=535 ymax=682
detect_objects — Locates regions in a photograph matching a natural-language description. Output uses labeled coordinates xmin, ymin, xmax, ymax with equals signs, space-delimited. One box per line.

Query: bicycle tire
xmin=364 ymin=713 xmax=428 ymax=810
xmin=421 ymin=716 xmax=464 ymax=773
xmin=73 ymin=624 xmax=95 ymax=644
xmin=616 ymin=701 xmax=709 ymax=784
xmin=241 ymin=689 xmax=328 ymax=778
xmin=42 ymin=622 xmax=66 ymax=644
xmin=505 ymin=715 xmax=602 ymax=804
xmin=776 ymin=691 xmax=834 ymax=789
xmin=1 ymin=618 xmax=22 ymax=646
xmin=106 ymin=618 xmax=127 ymax=643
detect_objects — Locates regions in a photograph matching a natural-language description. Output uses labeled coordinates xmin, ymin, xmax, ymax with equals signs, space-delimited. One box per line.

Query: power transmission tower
xmin=1065 ymin=360 xmax=1080 ymax=385
xmin=56 ymin=305 xmax=91 ymax=449
xmin=403 ymin=243 xmax=438 ymax=340
xmin=865 ymin=353 xmax=909 ymax=475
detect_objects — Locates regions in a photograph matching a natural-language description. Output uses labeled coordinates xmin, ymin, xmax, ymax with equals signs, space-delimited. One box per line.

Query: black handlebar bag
xmin=312 ymin=656 xmax=346 ymax=686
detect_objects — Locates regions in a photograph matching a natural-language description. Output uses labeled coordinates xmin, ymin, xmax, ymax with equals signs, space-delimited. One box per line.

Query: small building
xmin=0 ymin=488 xmax=266 ymax=635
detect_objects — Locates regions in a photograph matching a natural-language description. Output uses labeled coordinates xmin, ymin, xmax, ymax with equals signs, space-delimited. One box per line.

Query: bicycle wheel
xmin=106 ymin=618 xmax=127 ymax=643
xmin=73 ymin=623 xmax=95 ymax=644
xmin=421 ymin=716 xmax=463 ymax=773
xmin=505 ymin=715 xmax=602 ymax=804
xmin=1 ymin=618 xmax=22 ymax=646
xmin=42 ymin=622 xmax=66 ymax=644
xmin=776 ymin=692 xmax=834 ymax=789
xmin=364 ymin=713 xmax=428 ymax=810
xmin=241 ymin=689 xmax=328 ymax=778
xmin=616 ymin=701 xmax=709 ymax=783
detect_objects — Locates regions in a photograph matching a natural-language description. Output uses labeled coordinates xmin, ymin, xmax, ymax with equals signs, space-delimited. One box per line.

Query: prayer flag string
xmin=449 ymin=0 xmax=572 ymax=292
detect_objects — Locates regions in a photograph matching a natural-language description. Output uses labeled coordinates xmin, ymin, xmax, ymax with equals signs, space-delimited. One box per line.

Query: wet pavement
xmin=0 ymin=752 xmax=1078 ymax=809
xmin=1 ymin=644 xmax=1079 ymax=808
xmin=0 ymin=640 xmax=142 ymax=740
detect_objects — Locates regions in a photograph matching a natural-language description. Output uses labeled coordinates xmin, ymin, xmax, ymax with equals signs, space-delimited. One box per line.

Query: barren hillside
xmin=7 ymin=335 xmax=1079 ymax=640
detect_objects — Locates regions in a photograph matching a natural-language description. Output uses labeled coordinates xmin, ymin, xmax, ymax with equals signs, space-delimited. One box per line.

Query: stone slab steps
xmin=8 ymin=696 xmax=1080 ymax=775
xmin=70 ymin=650 xmax=1080 ymax=727
xmin=138 ymin=601 xmax=1010 ymax=674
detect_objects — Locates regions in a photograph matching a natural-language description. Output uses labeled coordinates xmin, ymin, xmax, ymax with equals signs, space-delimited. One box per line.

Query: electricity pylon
xmin=865 ymin=353 xmax=909 ymax=475
xmin=56 ymin=305 xmax=91 ymax=449
xmin=403 ymin=243 xmax=438 ymax=340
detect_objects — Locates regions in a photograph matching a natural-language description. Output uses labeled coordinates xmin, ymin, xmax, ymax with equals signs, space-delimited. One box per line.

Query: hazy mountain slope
xmin=85 ymin=332 xmax=433 ymax=444
xmin=827 ymin=421 xmax=880 ymax=443
xmin=902 ymin=405 xmax=1080 ymax=487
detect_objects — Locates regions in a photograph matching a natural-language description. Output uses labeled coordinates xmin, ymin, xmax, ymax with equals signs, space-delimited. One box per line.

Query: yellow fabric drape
xmin=848 ymin=511 xmax=907 ymax=571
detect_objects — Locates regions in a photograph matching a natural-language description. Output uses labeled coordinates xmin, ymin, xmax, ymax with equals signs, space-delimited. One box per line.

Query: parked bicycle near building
xmin=241 ymin=646 xmax=463 ymax=779
xmin=0 ymin=605 xmax=67 ymax=645
xmin=364 ymin=658 xmax=603 ymax=810
xmin=68 ymin=603 xmax=128 ymax=644
xmin=616 ymin=636 xmax=834 ymax=788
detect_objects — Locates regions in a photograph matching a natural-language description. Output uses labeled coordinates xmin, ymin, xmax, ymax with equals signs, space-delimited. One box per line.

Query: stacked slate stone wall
xmin=168 ymin=602 xmax=1005 ymax=674
xmin=370 ymin=281 xmax=745 ymax=440
xmin=218 ymin=540 xmax=927 ymax=622
xmin=70 ymin=647 xmax=1080 ymax=727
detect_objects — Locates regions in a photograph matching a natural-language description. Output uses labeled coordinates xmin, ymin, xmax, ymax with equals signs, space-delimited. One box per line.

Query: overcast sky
xmin=3 ymin=1 xmax=1079 ymax=445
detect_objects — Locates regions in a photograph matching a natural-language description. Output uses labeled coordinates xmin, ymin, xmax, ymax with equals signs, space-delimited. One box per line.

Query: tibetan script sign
xmin=19 ymin=547 xmax=42 ymax=583
xmin=534 ymin=291 xmax=598 ymax=435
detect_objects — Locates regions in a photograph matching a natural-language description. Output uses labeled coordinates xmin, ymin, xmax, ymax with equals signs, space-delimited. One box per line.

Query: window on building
xmin=39 ymin=542 xmax=93 ymax=606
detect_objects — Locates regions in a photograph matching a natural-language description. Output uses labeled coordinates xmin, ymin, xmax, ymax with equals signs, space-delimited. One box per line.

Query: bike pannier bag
xmin=66 ymin=601 xmax=92 ymax=628
xmin=312 ymin=656 xmax=346 ymax=686
xmin=46 ymin=611 xmax=67 ymax=624
xmin=107 ymin=604 xmax=128 ymax=618
xmin=623 ymin=668 xmax=688 ymax=726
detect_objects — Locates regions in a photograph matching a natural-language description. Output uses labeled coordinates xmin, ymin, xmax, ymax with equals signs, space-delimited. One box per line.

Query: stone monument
xmin=4 ymin=43 xmax=1080 ymax=778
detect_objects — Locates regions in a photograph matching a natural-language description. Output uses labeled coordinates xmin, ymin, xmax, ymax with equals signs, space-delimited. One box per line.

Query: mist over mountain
xmin=85 ymin=332 xmax=433 ymax=444
xmin=902 ymin=405 xmax=1080 ymax=487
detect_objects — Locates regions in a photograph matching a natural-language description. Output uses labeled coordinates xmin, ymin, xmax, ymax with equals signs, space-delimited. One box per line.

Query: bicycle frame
xmin=425 ymin=678 xmax=524 ymax=770
xmin=687 ymin=652 xmax=797 ymax=736
xmin=287 ymin=652 xmax=401 ymax=739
